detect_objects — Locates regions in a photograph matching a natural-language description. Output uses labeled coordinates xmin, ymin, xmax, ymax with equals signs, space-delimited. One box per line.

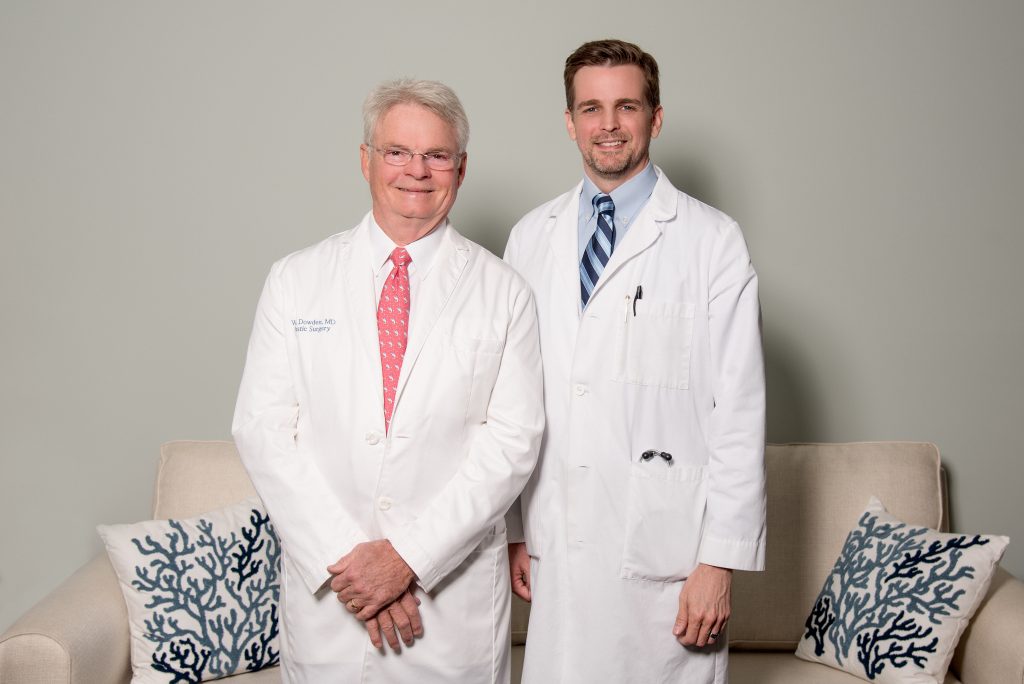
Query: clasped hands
xmin=327 ymin=539 xmax=422 ymax=652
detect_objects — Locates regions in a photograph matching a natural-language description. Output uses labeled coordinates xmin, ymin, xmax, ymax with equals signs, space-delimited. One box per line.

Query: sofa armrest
xmin=953 ymin=566 xmax=1024 ymax=684
xmin=0 ymin=553 xmax=131 ymax=684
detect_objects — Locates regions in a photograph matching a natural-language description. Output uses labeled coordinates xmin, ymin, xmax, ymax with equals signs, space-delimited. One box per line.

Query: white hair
xmin=362 ymin=79 xmax=470 ymax=154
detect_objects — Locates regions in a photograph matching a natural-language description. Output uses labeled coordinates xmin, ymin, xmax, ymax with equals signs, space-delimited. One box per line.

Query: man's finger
xmin=389 ymin=603 xmax=414 ymax=646
xmin=682 ymin=616 xmax=704 ymax=647
xmin=357 ymin=601 xmax=382 ymax=621
xmin=672 ymin=595 xmax=688 ymax=638
xmin=378 ymin=609 xmax=400 ymax=652
xmin=327 ymin=556 xmax=349 ymax=577
xmin=511 ymin=572 xmax=531 ymax=602
xmin=689 ymin=609 xmax=718 ymax=647
xmin=672 ymin=615 xmax=687 ymax=639
xmin=706 ymin=617 xmax=728 ymax=646
xmin=508 ymin=543 xmax=532 ymax=602
xmin=365 ymin=617 xmax=384 ymax=650
xmin=398 ymin=590 xmax=424 ymax=637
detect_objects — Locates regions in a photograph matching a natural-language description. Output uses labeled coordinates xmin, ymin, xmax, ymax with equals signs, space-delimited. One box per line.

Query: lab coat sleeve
xmin=501 ymin=228 xmax=526 ymax=545
xmin=698 ymin=220 xmax=767 ymax=572
xmin=232 ymin=263 xmax=370 ymax=594
xmin=388 ymin=282 xmax=544 ymax=592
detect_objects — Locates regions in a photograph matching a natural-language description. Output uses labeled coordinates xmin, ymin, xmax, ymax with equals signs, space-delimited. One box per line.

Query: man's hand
xmin=328 ymin=539 xmax=415 ymax=620
xmin=672 ymin=563 xmax=732 ymax=648
xmin=363 ymin=588 xmax=424 ymax=653
xmin=508 ymin=542 xmax=532 ymax=602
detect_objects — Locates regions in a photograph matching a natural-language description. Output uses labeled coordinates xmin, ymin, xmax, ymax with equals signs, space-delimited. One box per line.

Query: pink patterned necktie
xmin=377 ymin=247 xmax=411 ymax=434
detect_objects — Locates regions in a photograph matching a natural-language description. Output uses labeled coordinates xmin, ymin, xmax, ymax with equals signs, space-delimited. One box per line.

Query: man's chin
xmin=588 ymin=159 xmax=632 ymax=179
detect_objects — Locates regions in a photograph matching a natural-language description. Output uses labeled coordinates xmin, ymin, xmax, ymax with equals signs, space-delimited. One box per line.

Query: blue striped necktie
xmin=580 ymin=193 xmax=615 ymax=306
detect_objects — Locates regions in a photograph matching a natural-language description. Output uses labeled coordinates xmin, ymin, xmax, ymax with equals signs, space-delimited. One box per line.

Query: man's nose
xmin=600 ymin=110 xmax=620 ymax=131
xmin=405 ymin=154 xmax=431 ymax=178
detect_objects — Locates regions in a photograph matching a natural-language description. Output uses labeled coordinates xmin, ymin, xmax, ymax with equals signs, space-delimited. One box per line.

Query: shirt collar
xmin=579 ymin=162 xmax=658 ymax=223
xmin=369 ymin=217 xmax=446 ymax=277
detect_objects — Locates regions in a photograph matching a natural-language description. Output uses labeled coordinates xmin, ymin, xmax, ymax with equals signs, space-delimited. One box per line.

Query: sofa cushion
xmin=153 ymin=441 xmax=257 ymax=519
xmin=794 ymin=497 xmax=1008 ymax=684
xmin=730 ymin=442 xmax=943 ymax=649
xmin=730 ymin=652 xmax=960 ymax=684
xmin=98 ymin=497 xmax=282 ymax=682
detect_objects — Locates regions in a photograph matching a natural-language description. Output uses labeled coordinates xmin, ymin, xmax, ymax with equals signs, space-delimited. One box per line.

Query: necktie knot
xmin=593 ymin=193 xmax=615 ymax=218
xmin=390 ymin=247 xmax=411 ymax=268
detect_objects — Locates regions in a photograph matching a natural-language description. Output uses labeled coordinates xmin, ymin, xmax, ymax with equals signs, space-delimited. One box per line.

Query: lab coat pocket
xmin=450 ymin=315 xmax=505 ymax=354
xmin=620 ymin=461 xmax=707 ymax=582
xmin=615 ymin=299 xmax=695 ymax=389
xmin=448 ymin=326 xmax=504 ymax=423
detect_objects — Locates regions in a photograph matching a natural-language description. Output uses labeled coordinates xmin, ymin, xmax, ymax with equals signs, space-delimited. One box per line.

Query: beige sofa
xmin=2 ymin=441 xmax=1022 ymax=683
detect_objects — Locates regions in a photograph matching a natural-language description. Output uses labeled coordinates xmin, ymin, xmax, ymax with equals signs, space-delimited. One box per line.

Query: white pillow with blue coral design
xmin=795 ymin=496 xmax=1008 ymax=683
xmin=98 ymin=497 xmax=281 ymax=682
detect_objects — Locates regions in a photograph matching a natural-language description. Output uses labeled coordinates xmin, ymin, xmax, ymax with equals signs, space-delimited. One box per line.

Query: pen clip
xmin=633 ymin=285 xmax=643 ymax=316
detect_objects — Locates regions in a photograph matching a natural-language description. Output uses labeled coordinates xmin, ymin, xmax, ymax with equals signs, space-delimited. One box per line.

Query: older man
xmin=232 ymin=79 xmax=543 ymax=683
xmin=505 ymin=40 xmax=766 ymax=683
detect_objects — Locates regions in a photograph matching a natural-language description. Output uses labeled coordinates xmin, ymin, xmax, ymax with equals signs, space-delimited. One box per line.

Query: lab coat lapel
xmin=341 ymin=218 xmax=385 ymax=413
xmin=587 ymin=168 xmax=678 ymax=303
xmin=393 ymin=224 xmax=469 ymax=414
xmin=544 ymin=184 xmax=585 ymax=344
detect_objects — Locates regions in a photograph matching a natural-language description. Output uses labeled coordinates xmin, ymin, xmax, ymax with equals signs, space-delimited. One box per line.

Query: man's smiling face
xmin=566 ymin=64 xmax=663 ymax=192
xmin=361 ymin=102 xmax=466 ymax=239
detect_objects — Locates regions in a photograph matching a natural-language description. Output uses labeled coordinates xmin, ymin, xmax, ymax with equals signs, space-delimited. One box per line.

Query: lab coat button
xmin=574 ymin=384 xmax=587 ymax=396
xmin=378 ymin=497 xmax=392 ymax=511
xmin=365 ymin=432 xmax=381 ymax=445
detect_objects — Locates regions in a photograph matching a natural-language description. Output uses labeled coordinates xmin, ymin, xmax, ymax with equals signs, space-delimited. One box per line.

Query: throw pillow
xmin=795 ymin=496 xmax=1008 ymax=683
xmin=98 ymin=497 xmax=281 ymax=682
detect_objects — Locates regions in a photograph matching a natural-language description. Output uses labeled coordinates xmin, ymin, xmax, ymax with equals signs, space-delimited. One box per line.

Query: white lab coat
xmin=505 ymin=168 xmax=766 ymax=684
xmin=232 ymin=216 xmax=544 ymax=683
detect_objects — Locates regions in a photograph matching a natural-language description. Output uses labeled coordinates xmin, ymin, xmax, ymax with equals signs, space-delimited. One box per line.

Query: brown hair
xmin=564 ymin=39 xmax=660 ymax=110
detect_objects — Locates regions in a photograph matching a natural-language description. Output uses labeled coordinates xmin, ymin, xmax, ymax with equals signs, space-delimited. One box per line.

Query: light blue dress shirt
xmin=577 ymin=162 xmax=659 ymax=263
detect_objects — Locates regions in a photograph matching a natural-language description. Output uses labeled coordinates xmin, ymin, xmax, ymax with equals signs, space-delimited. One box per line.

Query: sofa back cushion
xmin=152 ymin=440 xmax=256 ymax=519
xmin=729 ymin=442 xmax=943 ymax=650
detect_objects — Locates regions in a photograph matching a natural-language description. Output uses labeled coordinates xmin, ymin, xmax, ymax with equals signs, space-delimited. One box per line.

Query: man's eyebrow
xmin=574 ymin=97 xmax=644 ymax=110
xmin=380 ymin=142 xmax=454 ymax=154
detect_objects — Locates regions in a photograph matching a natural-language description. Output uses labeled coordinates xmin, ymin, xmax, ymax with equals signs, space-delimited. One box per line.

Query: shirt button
xmin=574 ymin=384 xmax=587 ymax=396
xmin=365 ymin=432 xmax=381 ymax=445
xmin=378 ymin=497 xmax=393 ymax=511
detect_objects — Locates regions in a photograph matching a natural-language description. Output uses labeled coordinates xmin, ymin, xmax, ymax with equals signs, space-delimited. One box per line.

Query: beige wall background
xmin=2 ymin=1 xmax=1022 ymax=631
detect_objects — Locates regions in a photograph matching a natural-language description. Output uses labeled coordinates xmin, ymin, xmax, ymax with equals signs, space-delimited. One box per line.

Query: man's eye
xmin=384 ymin=149 xmax=408 ymax=159
xmin=428 ymin=152 xmax=452 ymax=163
xmin=621 ymin=105 xmax=638 ymax=111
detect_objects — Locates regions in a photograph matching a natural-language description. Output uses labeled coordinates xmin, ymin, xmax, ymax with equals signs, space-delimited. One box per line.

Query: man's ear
xmin=456 ymin=152 xmax=467 ymax=187
xmin=650 ymin=105 xmax=664 ymax=139
xmin=360 ymin=144 xmax=370 ymax=181
xmin=565 ymin=109 xmax=578 ymax=142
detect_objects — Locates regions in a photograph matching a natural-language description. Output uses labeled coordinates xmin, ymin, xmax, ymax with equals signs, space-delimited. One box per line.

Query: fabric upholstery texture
xmin=952 ymin=566 xmax=1024 ymax=684
xmin=0 ymin=553 xmax=131 ymax=683
xmin=153 ymin=440 xmax=258 ymax=520
xmin=730 ymin=652 xmax=960 ymax=684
